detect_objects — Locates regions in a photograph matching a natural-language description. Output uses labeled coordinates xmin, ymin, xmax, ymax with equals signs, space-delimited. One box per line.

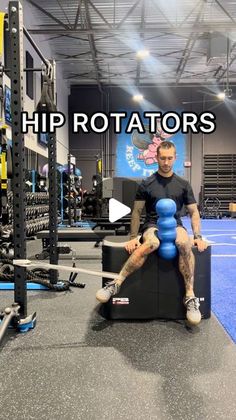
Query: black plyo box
xmin=102 ymin=237 xmax=211 ymax=320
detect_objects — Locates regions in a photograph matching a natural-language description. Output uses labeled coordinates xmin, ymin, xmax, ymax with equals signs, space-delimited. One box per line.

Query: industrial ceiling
xmin=26 ymin=0 xmax=236 ymax=88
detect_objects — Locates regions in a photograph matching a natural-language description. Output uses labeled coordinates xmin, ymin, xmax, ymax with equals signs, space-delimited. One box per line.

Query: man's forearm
xmin=130 ymin=200 xmax=145 ymax=239
xmin=130 ymin=212 xmax=141 ymax=239
xmin=191 ymin=210 xmax=201 ymax=237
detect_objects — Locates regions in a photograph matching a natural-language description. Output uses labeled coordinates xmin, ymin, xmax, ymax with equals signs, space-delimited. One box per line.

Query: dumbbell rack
xmin=203 ymin=154 xmax=236 ymax=214
xmin=5 ymin=192 xmax=51 ymax=237
xmin=58 ymin=157 xmax=81 ymax=227
xmin=0 ymin=192 xmax=57 ymax=259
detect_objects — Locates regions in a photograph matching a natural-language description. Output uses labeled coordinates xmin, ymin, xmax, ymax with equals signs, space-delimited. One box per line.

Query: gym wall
xmin=69 ymin=86 xmax=104 ymax=190
xmin=69 ymin=85 xmax=236 ymax=201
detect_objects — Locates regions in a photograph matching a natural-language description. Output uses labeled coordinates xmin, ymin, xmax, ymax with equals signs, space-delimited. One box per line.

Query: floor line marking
xmin=207 ymin=243 xmax=236 ymax=246
xmin=203 ymin=233 xmax=236 ymax=237
xmin=212 ymin=254 xmax=236 ymax=257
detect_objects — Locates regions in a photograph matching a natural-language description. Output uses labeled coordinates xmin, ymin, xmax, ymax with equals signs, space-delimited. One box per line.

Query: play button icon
xmin=109 ymin=198 xmax=131 ymax=223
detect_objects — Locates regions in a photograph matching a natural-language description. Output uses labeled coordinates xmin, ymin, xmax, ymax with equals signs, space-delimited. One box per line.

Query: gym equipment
xmin=0 ymin=2 xmax=60 ymax=336
xmin=0 ymin=128 xmax=8 ymax=225
xmin=24 ymin=170 xmax=45 ymax=193
xmin=13 ymin=259 xmax=121 ymax=281
xmin=57 ymin=155 xmax=81 ymax=225
xmin=82 ymin=172 xmax=103 ymax=219
xmin=0 ymin=304 xmax=36 ymax=344
xmin=36 ymin=73 xmax=55 ymax=115
xmin=201 ymin=197 xmax=222 ymax=219
xmin=1 ymin=190 xmax=51 ymax=266
xmin=156 ymin=198 xmax=178 ymax=260
xmin=37 ymin=227 xmax=115 ymax=250
xmin=75 ymin=168 xmax=81 ymax=177
xmin=0 ymin=34 xmax=4 ymax=121
xmin=101 ymin=236 xmax=211 ymax=320
xmin=229 ymin=202 xmax=236 ymax=218
xmin=35 ymin=245 xmax=71 ymax=260
xmin=203 ymin=154 xmax=236 ymax=215
xmin=0 ymin=248 xmax=81 ymax=291
xmin=0 ymin=248 xmax=86 ymax=291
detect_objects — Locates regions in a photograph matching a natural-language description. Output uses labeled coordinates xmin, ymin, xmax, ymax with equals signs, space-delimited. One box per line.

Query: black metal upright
xmin=48 ymin=61 xmax=58 ymax=283
xmin=48 ymin=131 xmax=58 ymax=283
xmin=9 ymin=1 xmax=27 ymax=316
xmin=67 ymin=154 xmax=72 ymax=226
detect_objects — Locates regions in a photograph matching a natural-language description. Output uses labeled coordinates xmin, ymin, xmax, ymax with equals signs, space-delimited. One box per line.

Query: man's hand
xmin=194 ymin=238 xmax=208 ymax=252
xmin=125 ymin=238 xmax=140 ymax=254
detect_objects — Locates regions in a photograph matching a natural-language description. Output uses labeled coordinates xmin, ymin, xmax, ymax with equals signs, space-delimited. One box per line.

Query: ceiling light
xmin=217 ymin=92 xmax=226 ymax=100
xmin=133 ymin=94 xmax=144 ymax=102
xmin=136 ymin=50 xmax=150 ymax=59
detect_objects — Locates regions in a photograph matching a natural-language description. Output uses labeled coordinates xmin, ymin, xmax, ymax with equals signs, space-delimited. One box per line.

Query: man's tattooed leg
xmin=116 ymin=228 xmax=160 ymax=285
xmin=177 ymin=241 xmax=195 ymax=297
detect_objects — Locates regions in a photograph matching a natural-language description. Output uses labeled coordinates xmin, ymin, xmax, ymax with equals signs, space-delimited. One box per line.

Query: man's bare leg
xmin=176 ymin=226 xmax=201 ymax=324
xmin=96 ymin=228 xmax=159 ymax=302
xmin=176 ymin=227 xmax=195 ymax=297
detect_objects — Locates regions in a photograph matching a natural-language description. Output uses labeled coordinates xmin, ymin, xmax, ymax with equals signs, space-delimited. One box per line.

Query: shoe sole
xmin=95 ymin=292 xmax=111 ymax=303
xmin=186 ymin=316 xmax=202 ymax=326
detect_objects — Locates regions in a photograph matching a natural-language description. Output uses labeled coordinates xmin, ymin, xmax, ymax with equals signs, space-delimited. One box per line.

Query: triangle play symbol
xmin=109 ymin=198 xmax=131 ymax=223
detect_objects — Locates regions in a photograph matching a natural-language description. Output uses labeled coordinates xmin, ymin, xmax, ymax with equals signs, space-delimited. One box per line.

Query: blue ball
xmin=159 ymin=243 xmax=178 ymax=260
xmin=156 ymin=198 xmax=177 ymax=217
xmin=158 ymin=230 xmax=176 ymax=242
xmin=157 ymin=216 xmax=177 ymax=230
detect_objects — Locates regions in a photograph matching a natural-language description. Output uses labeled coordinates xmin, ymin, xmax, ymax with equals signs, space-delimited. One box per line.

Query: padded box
xmin=229 ymin=203 xmax=236 ymax=211
xmin=101 ymin=236 xmax=211 ymax=320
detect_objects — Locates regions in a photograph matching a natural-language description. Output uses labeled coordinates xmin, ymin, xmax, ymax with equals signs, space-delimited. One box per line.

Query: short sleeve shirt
xmin=135 ymin=172 xmax=196 ymax=230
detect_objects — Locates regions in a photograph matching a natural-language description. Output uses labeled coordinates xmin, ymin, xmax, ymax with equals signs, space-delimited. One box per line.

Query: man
xmin=96 ymin=141 xmax=208 ymax=325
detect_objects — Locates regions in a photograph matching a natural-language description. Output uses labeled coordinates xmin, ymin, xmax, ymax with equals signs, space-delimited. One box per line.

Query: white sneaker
xmin=184 ymin=297 xmax=201 ymax=325
xmin=96 ymin=280 xmax=121 ymax=303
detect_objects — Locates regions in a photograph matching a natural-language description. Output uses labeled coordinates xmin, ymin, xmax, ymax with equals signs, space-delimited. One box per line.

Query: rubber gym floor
xmin=0 ymin=219 xmax=236 ymax=420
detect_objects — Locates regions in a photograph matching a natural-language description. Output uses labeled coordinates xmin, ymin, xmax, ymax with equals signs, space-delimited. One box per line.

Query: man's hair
xmin=156 ymin=140 xmax=176 ymax=155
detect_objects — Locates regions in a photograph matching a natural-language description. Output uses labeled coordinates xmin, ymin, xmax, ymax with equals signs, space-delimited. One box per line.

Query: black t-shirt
xmin=135 ymin=172 xmax=196 ymax=230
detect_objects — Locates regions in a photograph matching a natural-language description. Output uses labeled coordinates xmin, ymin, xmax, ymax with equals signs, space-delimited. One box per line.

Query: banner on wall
xmin=115 ymin=111 xmax=186 ymax=178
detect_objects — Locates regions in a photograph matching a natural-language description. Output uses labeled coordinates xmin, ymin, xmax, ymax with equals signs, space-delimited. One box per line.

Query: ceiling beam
xmin=27 ymin=0 xmax=70 ymax=30
xmin=57 ymin=34 xmax=89 ymax=42
xmin=57 ymin=51 xmax=92 ymax=59
xmin=215 ymin=0 xmax=236 ymax=24
xmin=95 ymin=32 xmax=189 ymax=43
xmin=87 ymin=0 xmax=112 ymax=28
xmin=175 ymin=0 xmax=205 ymax=84
xmin=84 ymin=0 xmax=102 ymax=91
xmin=66 ymin=72 xmax=95 ymax=80
xmin=91 ymin=82 xmax=236 ymax=87
xmin=150 ymin=0 xmax=175 ymax=28
xmin=116 ymin=0 xmax=142 ymax=29
xmin=177 ymin=0 xmax=203 ymax=28
xmin=28 ymin=22 xmax=236 ymax=35
xmin=135 ymin=0 xmax=145 ymax=87
xmin=56 ymin=0 xmax=71 ymax=27
xmin=74 ymin=0 xmax=83 ymax=30
xmin=216 ymin=42 xmax=236 ymax=82
xmin=213 ymin=41 xmax=236 ymax=81
xmin=182 ymin=69 xmax=218 ymax=79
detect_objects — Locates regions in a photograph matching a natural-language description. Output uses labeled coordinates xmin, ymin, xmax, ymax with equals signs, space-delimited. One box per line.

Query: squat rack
xmin=6 ymin=0 xmax=58 ymax=318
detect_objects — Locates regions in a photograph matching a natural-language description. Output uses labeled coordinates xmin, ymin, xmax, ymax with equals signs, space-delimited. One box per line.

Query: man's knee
xmin=176 ymin=238 xmax=192 ymax=254
xmin=142 ymin=228 xmax=159 ymax=251
xmin=141 ymin=237 xmax=160 ymax=255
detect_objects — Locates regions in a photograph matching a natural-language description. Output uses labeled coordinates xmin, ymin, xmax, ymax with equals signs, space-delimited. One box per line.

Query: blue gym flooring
xmin=184 ymin=218 xmax=236 ymax=343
